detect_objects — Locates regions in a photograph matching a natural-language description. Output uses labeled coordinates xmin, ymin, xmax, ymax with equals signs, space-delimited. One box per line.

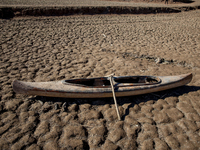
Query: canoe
xmin=12 ymin=73 xmax=192 ymax=98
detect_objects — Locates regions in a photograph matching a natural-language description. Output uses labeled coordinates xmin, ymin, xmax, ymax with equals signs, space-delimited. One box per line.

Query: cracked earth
xmin=0 ymin=10 xmax=200 ymax=150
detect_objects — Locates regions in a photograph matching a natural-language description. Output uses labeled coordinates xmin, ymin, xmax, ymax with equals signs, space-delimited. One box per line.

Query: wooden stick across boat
xmin=109 ymin=74 xmax=121 ymax=121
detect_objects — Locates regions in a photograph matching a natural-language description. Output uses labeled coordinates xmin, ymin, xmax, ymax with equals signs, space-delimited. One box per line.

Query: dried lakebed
xmin=0 ymin=10 xmax=200 ymax=149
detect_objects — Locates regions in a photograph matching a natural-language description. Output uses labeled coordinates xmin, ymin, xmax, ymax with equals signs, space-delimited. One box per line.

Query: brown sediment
xmin=0 ymin=5 xmax=200 ymax=18
xmin=0 ymin=1 xmax=200 ymax=149
xmin=0 ymin=0 xmax=200 ymax=18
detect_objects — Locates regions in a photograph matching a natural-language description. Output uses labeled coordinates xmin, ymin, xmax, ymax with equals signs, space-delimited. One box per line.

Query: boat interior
xmin=64 ymin=76 xmax=160 ymax=87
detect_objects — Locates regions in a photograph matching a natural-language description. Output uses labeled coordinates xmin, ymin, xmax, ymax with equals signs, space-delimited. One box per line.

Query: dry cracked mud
xmin=0 ymin=10 xmax=200 ymax=149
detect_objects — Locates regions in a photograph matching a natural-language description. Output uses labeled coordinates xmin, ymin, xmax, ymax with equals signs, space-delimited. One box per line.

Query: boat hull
xmin=12 ymin=73 xmax=192 ymax=98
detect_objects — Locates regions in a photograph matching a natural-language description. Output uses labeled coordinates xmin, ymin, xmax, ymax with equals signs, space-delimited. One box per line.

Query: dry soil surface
xmin=1 ymin=0 xmax=200 ymax=7
xmin=0 ymin=10 xmax=200 ymax=149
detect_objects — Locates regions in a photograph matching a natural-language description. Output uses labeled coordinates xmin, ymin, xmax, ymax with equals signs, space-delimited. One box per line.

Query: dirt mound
xmin=1 ymin=5 xmax=200 ymax=19
xmin=106 ymin=0 xmax=193 ymax=3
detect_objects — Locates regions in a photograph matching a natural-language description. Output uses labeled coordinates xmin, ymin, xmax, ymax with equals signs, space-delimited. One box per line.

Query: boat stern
xmin=159 ymin=73 xmax=193 ymax=89
xmin=179 ymin=73 xmax=193 ymax=85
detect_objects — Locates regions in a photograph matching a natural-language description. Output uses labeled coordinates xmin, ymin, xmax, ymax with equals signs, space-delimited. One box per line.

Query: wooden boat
xmin=12 ymin=73 xmax=192 ymax=98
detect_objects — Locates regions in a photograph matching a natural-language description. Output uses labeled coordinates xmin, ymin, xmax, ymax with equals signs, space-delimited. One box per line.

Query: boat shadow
xmin=120 ymin=85 xmax=200 ymax=120
xmin=34 ymin=85 xmax=200 ymax=120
